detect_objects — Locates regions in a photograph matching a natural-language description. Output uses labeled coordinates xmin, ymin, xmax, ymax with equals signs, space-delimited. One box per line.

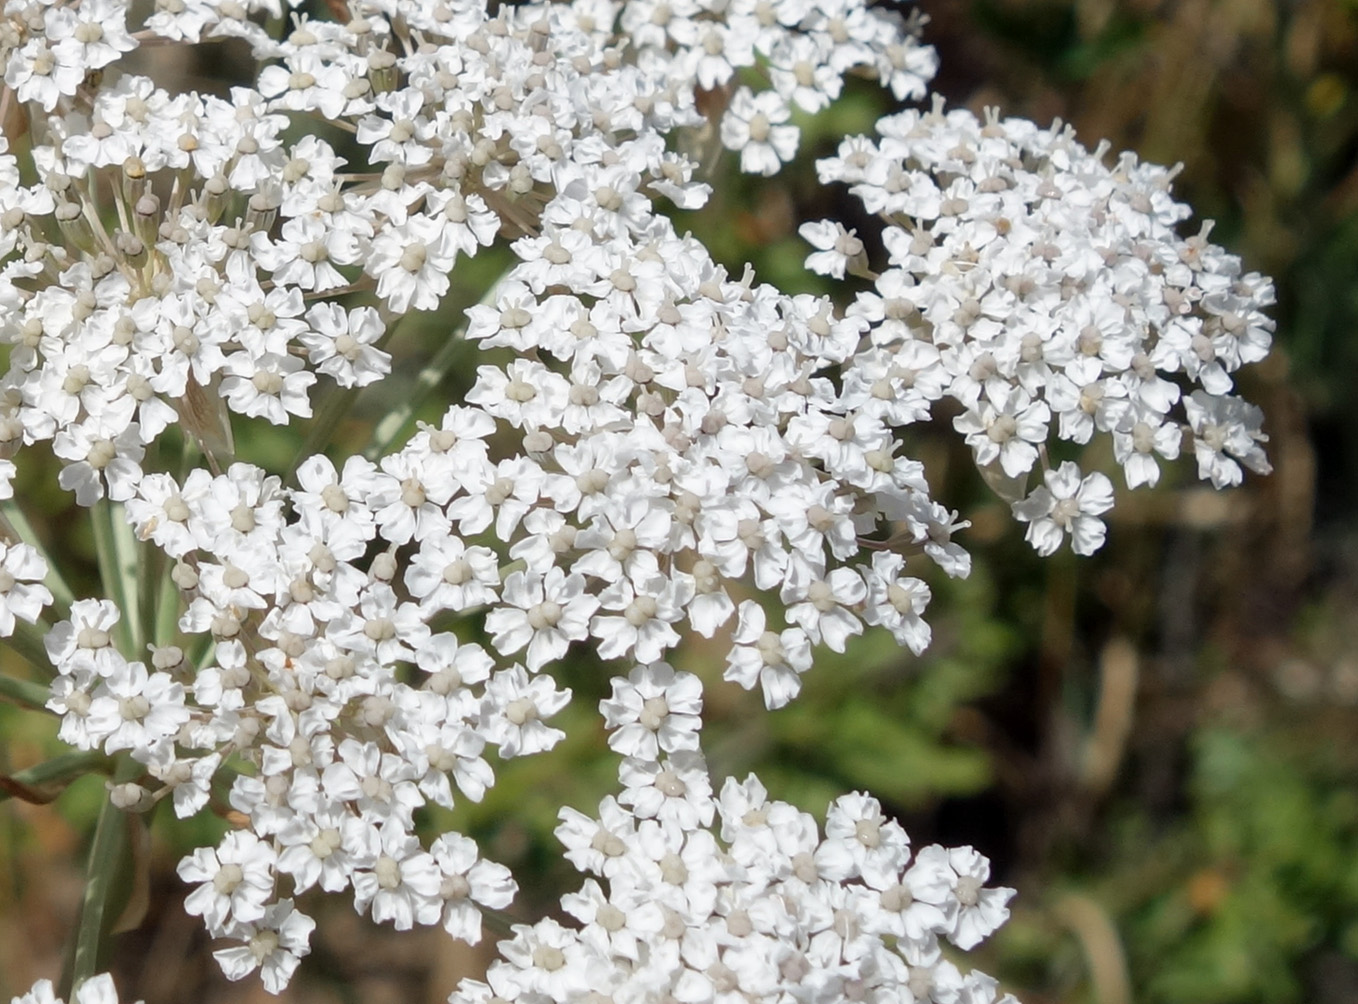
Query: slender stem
xmin=130 ymin=29 xmax=236 ymax=45
xmin=89 ymin=503 xmax=123 ymax=653
xmin=0 ymin=86 xmax=13 ymax=142
xmin=284 ymin=381 xmax=359 ymax=486
xmin=176 ymin=376 xmax=235 ymax=475
xmin=362 ymin=331 xmax=468 ymax=461
xmin=300 ymin=275 xmax=375 ymax=300
xmin=67 ymin=758 xmax=138 ymax=996
xmin=137 ymin=526 xmax=157 ymax=656
xmin=91 ymin=502 xmax=143 ymax=659
xmin=480 ymin=906 xmax=519 ymax=938
xmin=0 ymin=669 xmax=52 ymax=711
xmin=153 ymin=558 xmax=182 ymax=650
xmin=190 ymin=635 xmax=217 ymax=673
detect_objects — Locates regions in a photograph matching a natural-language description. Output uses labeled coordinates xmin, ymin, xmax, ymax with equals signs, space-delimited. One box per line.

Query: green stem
xmin=480 ymin=906 xmax=519 ymax=938
xmin=0 ymin=669 xmax=52 ymax=711
xmin=68 ymin=758 xmax=137 ymax=994
xmin=188 ymin=633 xmax=217 ymax=673
xmin=153 ymin=558 xmax=181 ymax=650
xmin=91 ymin=502 xmax=142 ymax=658
xmin=362 ymin=332 xmax=467 ymax=462
xmin=137 ymin=532 xmax=157 ymax=657
xmin=285 ymin=381 xmax=359 ymax=485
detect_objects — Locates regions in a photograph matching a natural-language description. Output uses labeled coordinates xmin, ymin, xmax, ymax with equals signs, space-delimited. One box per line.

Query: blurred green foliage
xmin=1107 ymin=718 xmax=1358 ymax=1003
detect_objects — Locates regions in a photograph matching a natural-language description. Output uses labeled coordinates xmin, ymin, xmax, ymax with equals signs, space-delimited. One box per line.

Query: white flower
xmin=220 ymin=350 xmax=317 ymax=424
xmin=589 ymin=560 xmax=690 ymax=665
xmin=0 ymin=542 xmax=53 ymax=636
xmin=725 ymin=600 xmax=814 ymax=710
xmin=937 ymin=845 xmax=1014 ymax=950
xmin=53 ymin=407 xmax=145 ymax=506
xmin=480 ymin=665 xmax=571 ymax=758
xmin=83 ymin=662 xmax=189 ymax=756
xmin=213 ymin=900 xmax=316 ymax=994
xmin=720 ymin=88 xmax=799 ymax=176
xmin=953 ymin=388 xmax=1050 ymax=480
xmin=48 ymin=0 xmax=138 ymax=71
xmin=422 ymin=833 xmax=517 ymax=943
xmin=1184 ymin=390 xmax=1271 ymax=488
xmin=1012 ymin=461 xmax=1115 ymax=556
xmin=800 ymin=219 xmax=868 ymax=279
xmin=45 ymin=598 xmax=124 ymax=683
xmin=10 ymin=977 xmax=62 ymax=1004
xmin=6 ymin=39 xmax=85 ymax=110
xmin=404 ymin=536 xmax=500 ymax=614
xmin=179 ymin=831 xmax=278 ymax=933
xmin=617 ymin=749 xmax=714 ymax=830
xmin=860 ymin=551 xmax=932 ymax=655
xmin=10 ymin=973 xmax=141 ymax=1004
xmin=0 ymin=1 xmax=1278 ymax=997
xmin=815 ymin=792 xmax=911 ymax=888
xmin=599 ymin=662 xmax=703 ymax=760
xmin=301 ymin=303 xmax=392 ymax=388
xmin=782 ymin=557 xmax=866 ymax=653
xmin=350 ymin=819 xmax=443 ymax=931
xmin=1111 ymin=408 xmax=1183 ymax=489
xmin=276 ymin=809 xmax=365 ymax=894
xmin=556 ymin=796 xmax=639 ymax=879
xmin=365 ymin=214 xmax=461 ymax=313
xmin=485 ymin=568 xmax=598 ymax=672
xmin=493 ymin=918 xmax=596 ymax=1000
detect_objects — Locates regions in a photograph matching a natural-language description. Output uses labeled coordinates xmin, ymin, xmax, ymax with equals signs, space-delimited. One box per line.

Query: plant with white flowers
xmin=0 ymin=0 xmax=1274 ymax=1001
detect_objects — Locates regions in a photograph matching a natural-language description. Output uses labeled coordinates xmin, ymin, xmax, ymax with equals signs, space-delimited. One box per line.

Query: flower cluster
xmin=0 ymin=0 xmax=936 ymax=504
xmin=460 ymin=773 xmax=1014 ymax=1004
xmin=0 ymin=0 xmax=1277 ymax=998
xmin=44 ymin=210 xmax=961 ymax=975
xmin=807 ymin=100 xmax=1273 ymax=546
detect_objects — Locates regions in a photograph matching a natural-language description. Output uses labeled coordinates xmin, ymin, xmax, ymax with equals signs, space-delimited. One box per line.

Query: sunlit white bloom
xmin=213 ymin=900 xmax=317 ymax=994
xmin=1012 ymin=461 xmax=1115 ymax=557
xmin=0 ymin=542 xmax=53 ymax=636
xmin=179 ymin=831 xmax=278 ymax=932
xmin=600 ymin=662 xmax=703 ymax=760
xmin=720 ymin=88 xmax=799 ymax=176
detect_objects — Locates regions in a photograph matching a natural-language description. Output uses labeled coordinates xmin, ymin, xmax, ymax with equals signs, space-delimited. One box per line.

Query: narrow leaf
xmin=111 ymin=812 xmax=151 ymax=934
xmin=0 ymin=669 xmax=53 ymax=711
xmin=69 ymin=784 xmax=129 ymax=992
xmin=0 ymin=751 xmax=107 ymax=804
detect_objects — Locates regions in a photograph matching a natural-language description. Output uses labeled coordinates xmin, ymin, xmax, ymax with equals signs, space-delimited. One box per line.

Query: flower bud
xmin=368 ymin=47 xmax=398 ymax=93
xmin=115 ymin=230 xmax=147 ymax=268
xmin=55 ymin=199 xmax=98 ymax=253
xmin=89 ymin=253 xmax=116 ymax=279
xmin=200 ymin=174 xmax=230 ymax=223
xmin=122 ymin=155 xmax=148 ymax=205
xmin=245 ymin=192 xmax=277 ymax=233
xmin=133 ymin=193 xmax=160 ymax=245
xmin=108 ymin=781 xmax=154 ymax=813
